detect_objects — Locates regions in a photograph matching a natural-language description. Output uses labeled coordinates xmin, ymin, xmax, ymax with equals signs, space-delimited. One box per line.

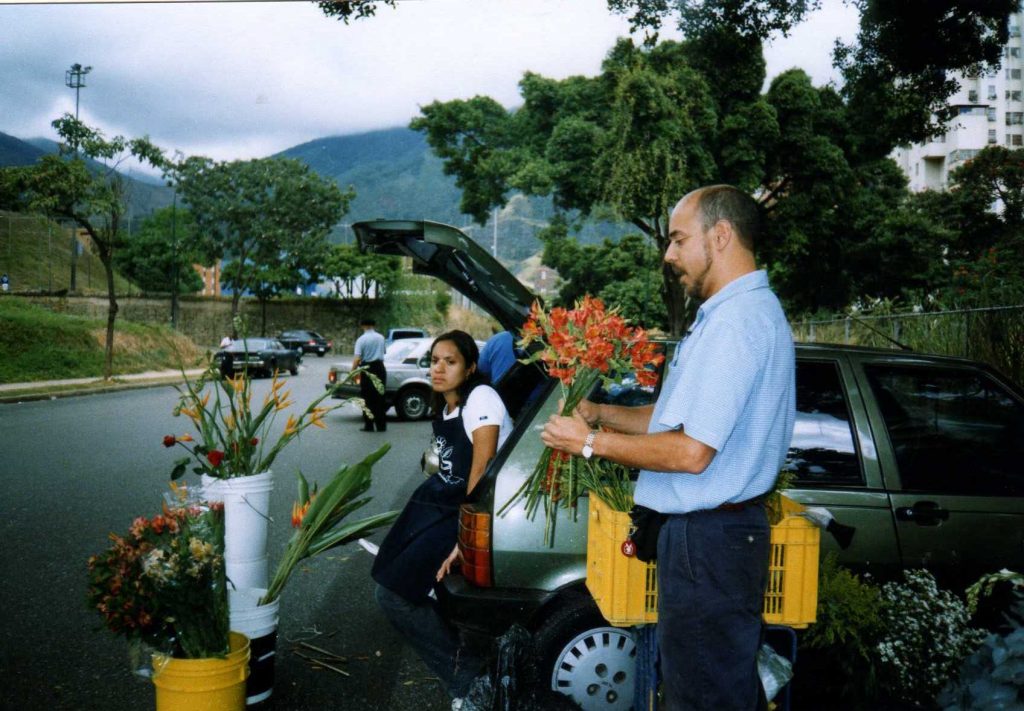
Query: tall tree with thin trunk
xmin=0 ymin=115 xmax=165 ymax=379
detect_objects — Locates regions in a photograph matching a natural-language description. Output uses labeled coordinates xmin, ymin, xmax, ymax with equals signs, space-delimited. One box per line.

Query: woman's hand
xmin=436 ymin=544 xmax=461 ymax=582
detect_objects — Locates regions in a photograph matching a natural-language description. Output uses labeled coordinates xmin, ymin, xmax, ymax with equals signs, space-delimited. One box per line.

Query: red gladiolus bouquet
xmin=86 ymin=490 xmax=230 ymax=660
xmin=499 ymin=296 xmax=663 ymax=540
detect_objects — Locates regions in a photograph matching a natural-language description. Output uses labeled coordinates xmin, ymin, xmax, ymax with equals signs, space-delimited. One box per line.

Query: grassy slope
xmin=0 ymin=210 xmax=137 ymax=295
xmin=0 ymin=298 xmax=204 ymax=383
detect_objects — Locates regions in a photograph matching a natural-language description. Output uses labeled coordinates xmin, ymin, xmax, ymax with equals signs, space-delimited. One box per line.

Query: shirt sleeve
xmin=657 ymin=319 xmax=765 ymax=452
xmin=353 ymin=334 xmax=365 ymax=359
xmin=462 ymin=386 xmax=508 ymax=435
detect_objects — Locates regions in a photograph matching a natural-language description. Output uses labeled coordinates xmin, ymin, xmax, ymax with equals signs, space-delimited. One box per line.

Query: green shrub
xmin=799 ymin=554 xmax=886 ymax=704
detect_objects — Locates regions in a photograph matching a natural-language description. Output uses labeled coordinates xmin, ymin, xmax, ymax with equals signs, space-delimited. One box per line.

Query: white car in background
xmin=326 ymin=336 xmax=483 ymax=420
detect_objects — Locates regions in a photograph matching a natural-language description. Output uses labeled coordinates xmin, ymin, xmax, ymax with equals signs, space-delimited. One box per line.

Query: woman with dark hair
xmin=372 ymin=330 xmax=512 ymax=707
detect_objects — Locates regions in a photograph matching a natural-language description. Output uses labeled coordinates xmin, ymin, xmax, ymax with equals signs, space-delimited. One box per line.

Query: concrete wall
xmin=23 ymin=294 xmax=386 ymax=353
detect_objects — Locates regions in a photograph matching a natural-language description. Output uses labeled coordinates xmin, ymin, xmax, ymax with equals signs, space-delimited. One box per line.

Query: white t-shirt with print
xmin=442 ymin=384 xmax=512 ymax=448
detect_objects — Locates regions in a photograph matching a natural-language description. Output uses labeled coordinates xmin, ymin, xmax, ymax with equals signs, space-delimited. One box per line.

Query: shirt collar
xmin=695 ymin=270 xmax=769 ymax=324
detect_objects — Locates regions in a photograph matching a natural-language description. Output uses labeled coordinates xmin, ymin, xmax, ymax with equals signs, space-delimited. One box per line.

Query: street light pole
xmin=492 ymin=207 xmax=498 ymax=259
xmin=170 ymin=192 xmax=179 ymax=329
xmin=64 ymin=63 xmax=92 ymax=293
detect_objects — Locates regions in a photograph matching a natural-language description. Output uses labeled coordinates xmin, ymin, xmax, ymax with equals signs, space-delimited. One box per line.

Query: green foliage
xmin=322 ymin=243 xmax=400 ymax=300
xmin=169 ymin=155 xmax=353 ymax=321
xmin=939 ymin=587 xmax=1024 ymax=710
xmin=113 ymin=205 xmax=202 ymax=294
xmin=835 ymin=0 xmax=1015 ymax=160
xmin=799 ymin=554 xmax=886 ymax=704
xmin=540 ymin=217 xmax=667 ymax=329
xmin=0 ymin=297 xmax=202 ymax=383
xmin=606 ymin=0 xmax=820 ymax=42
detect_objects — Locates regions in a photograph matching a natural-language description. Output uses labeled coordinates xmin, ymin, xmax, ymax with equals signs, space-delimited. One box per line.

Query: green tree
xmin=539 ymin=217 xmax=667 ymax=329
xmin=937 ymin=147 xmax=1024 ymax=306
xmin=413 ymin=38 xmax=725 ymax=334
xmin=0 ymin=115 xmax=165 ymax=379
xmin=322 ymin=243 xmax=401 ymax=301
xmin=835 ymin=0 xmax=1016 ymax=161
xmin=169 ymin=156 xmax=353 ymax=331
xmin=114 ymin=205 xmax=203 ymax=295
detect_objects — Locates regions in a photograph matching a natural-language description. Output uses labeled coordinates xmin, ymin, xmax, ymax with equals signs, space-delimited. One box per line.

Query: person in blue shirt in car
xmin=541 ymin=184 xmax=796 ymax=710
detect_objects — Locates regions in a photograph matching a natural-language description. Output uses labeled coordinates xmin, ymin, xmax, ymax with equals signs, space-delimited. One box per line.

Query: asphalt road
xmin=0 ymin=357 xmax=457 ymax=711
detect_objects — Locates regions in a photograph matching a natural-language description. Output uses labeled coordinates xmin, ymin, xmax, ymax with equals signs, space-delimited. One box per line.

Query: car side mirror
xmin=418 ymin=355 xmax=430 ymax=368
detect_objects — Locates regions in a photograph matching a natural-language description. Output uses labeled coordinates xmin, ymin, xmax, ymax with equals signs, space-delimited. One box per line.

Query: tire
xmin=533 ymin=596 xmax=637 ymax=711
xmin=396 ymin=387 xmax=430 ymax=420
xmin=289 ymin=363 xmax=299 ymax=376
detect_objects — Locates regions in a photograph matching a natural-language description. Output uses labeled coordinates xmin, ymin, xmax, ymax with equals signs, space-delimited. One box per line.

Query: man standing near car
xmin=353 ymin=317 xmax=388 ymax=432
xmin=541 ymin=184 xmax=795 ymax=710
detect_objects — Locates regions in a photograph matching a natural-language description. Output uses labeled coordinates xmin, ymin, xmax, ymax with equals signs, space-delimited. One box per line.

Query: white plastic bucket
xmin=202 ymin=471 xmax=274 ymax=590
xmin=229 ymin=588 xmax=280 ymax=706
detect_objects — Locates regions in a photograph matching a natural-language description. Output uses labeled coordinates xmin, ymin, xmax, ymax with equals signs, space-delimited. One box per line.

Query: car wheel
xmin=289 ymin=363 xmax=299 ymax=376
xmin=396 ymin=387 xmax=430 ymax=420
xmin=534 ymin=598 xmax=637 ymax=711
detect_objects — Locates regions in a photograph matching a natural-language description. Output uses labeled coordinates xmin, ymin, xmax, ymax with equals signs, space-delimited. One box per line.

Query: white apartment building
xmin=893 ymin=12 xmax=1024 ymax=191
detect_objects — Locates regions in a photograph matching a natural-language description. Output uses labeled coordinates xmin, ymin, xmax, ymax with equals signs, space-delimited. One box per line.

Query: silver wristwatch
xmin=581 ymin=431 xmax=597 ymax=460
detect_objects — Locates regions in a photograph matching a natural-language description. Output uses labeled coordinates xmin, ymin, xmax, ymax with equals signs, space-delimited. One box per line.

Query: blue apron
xmin=372 ymin=399 xmax=474 ymax=602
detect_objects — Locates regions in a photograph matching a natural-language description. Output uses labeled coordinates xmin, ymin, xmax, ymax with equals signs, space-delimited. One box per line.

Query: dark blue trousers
xmin=655 ymin=505 xmax=770 ymax=710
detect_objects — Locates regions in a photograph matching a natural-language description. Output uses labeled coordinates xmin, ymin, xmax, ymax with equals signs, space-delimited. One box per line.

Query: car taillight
xmin=459 ymin=504 xmax=492 ymax=587
xmin=308 ymin=340 xmax=316 ymax=345
xmin=328 ymin=371 xmax=337 ymax=384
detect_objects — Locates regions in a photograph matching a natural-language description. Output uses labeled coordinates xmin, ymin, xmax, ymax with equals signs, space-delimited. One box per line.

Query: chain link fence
xmin=0 ymin=212 xmax=153 ymax=295
xmin=792 ymin=304 xmax=1024 ymax=385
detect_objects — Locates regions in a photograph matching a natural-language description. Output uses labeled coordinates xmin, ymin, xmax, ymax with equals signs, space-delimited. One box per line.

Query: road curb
xmin=0 ymin=375 xmax=198 ymax=404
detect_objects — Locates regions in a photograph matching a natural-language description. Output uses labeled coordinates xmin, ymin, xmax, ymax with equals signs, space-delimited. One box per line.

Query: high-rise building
xmin=893 ymin=13 xmax=1024 ymax=191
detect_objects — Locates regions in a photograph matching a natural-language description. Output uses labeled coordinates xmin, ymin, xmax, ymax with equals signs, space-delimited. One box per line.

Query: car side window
xmin=865 ymin=364 xmax=1024 ymax=496
xmin=785 ymin=360 xmax=863 ymax=486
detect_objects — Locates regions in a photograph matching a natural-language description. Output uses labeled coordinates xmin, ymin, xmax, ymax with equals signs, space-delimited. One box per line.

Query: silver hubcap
xmin=401 ymin=392 xmax=427 ymax=419
xmin=551 ymin=626 xmax=636 ymax=710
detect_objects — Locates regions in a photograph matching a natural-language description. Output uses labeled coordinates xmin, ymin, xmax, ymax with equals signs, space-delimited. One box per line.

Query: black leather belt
xmin=714 ymin=494 xmax=767 ymax=512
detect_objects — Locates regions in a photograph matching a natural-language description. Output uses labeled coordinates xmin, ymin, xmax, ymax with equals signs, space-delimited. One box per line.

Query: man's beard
xmin=678 ymin=238 xmax=713 ymax=299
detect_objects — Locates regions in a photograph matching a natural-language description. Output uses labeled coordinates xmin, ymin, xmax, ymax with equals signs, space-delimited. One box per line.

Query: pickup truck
xmin=353 ymin=219 xmax=1024 ymax=711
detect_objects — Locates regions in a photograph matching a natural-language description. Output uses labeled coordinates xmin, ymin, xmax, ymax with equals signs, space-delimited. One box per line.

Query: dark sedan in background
xmin=215 ymin=338 xmax=301 ymax=378
xmin=277 ymin=330 xmax=332 ymax=357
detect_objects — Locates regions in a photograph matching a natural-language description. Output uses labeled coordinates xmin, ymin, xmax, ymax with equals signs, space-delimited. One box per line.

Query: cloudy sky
xmin=1 ymin=0 xmax=859 ymax=164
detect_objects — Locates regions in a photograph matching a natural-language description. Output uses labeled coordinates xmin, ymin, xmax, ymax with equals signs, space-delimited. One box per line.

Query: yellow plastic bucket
xmin=151 ymin=632 xmax=250 ymax=711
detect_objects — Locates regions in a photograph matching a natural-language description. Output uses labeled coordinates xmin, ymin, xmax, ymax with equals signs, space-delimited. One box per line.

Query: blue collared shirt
xmin=633 ymin=270 xmax=795 ymax=514
xmin=354 ymin=329 xmax=386 ymax=363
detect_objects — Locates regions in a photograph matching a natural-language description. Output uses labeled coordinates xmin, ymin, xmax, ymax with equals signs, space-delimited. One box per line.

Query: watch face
xmin=581 ymin=445 xmax=593 ymax=459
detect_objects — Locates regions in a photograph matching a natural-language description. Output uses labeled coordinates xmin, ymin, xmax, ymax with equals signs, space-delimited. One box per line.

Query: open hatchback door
xmin=352 ymin=220 xmax=536 ymax=332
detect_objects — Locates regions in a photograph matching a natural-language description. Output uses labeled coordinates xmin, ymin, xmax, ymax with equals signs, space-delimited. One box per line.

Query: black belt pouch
xmin=628 ymin=505 xmax=667 ymax=563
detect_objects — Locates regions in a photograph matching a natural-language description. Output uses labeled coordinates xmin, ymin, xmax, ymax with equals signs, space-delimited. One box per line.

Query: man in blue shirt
xmin=478 ymin=331 xmax=517 ymax=384
xmin=353 ymin=318 xmax=388 ymax=432
xmin=542 ymin=185 xmax=795 ymax=709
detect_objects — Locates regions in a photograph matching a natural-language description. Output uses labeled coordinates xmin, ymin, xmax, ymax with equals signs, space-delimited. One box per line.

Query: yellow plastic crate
xmin=585 ymin=497 xmax=819 ymax=629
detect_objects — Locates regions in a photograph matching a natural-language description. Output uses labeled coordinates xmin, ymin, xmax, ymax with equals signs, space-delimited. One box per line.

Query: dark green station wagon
xmin=354 ymin=219 xmax=1024 ymax=711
